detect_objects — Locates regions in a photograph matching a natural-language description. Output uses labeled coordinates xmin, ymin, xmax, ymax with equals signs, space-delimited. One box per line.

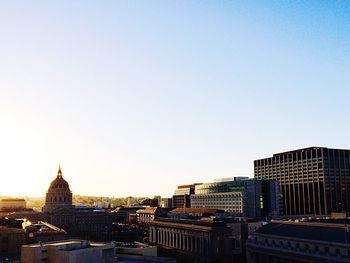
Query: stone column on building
xmin=187 ymin=235 xmax=191 ymax=252
xmin=179 ymin=232 xmax=183 ymax=250
xmin=167 ymin=229 xmax=170 ymax=247
xmin=194 ymin=236 xmax=197 ymax=253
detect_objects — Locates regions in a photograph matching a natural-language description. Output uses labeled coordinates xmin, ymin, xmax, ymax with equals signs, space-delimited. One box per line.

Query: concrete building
xmin=26 ymin=221 xmax=67 ymax=243
xmin=191 ymin=191 xmax=245 ymax=214
xmin=190 ymin=177 xmax=281 ymax=220
xmin=0 ymin=218 xmax=66 ymax=256
xmin=255 ymin=147 xmax=350 ymax=215
xmin=149 ymin=217 xmax=233 ymax=263
xmin=114 ymin=206 xmax=145 ymax=224
xmin=246 ymin=220 xmax=350 ymax=263
xmin=136 ymin=207 xmax=169 ymax=224
xmin=136 ymin=207 xmax=158 ymax=224
xmin=0 ymin=226 xmax=26 ymax=255
xmin=172 ymin=184 xmax=197 ymax=208
xmin=160 ymin=198 xmax=173 ymax=209
xmin=21 ymin=239 xmax=115 ymax=263
xmin=114 ymin=241 xmax=157 ymax=257
xmin=114 ymin=241 xmax=176 ymax=262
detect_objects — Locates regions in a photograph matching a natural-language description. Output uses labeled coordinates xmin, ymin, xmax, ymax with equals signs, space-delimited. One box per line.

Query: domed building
xmin=43 ymin=166 xmax=73 ymax=212
xmin=9 ymin=166 xmax=114 ymax=240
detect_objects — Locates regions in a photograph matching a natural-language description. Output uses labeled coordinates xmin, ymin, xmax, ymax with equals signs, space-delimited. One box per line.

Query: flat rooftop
xmin=256 ymin=221 xmax=350 ymax=244
xmin=23 ymin=239 xmax=114 ymax=250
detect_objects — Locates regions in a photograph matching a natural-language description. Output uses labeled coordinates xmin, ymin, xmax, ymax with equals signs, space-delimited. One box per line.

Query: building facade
xmin=172 ymin=184 xmax=197 ymax=208
xmin=254 ymin=147 xmax=350 ymax=215
xmin=0 ymin=226 xmax=26 ymax=255
xmin=0 ymin=218 xmax=66 ymax=256
xmin=190 ymin=177 xmax=281 ymax=219
xmin=246 ymin=221 xmax=350 ymax=263
xmin=136 ymin=207 xmax=160 ymax=224
xmin=160 ymin=198 xmax=173 ymax=209
xmin=149 ymin=217 xmax=233 ymax=263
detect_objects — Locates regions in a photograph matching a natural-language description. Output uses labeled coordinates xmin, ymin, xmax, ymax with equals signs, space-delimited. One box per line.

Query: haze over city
xmin=1 ymin=1 xmax=350 ymax=197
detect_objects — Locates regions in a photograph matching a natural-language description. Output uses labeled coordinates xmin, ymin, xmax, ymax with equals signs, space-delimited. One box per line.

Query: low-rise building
xmin=114 ymin=206 xmax=145 ymax=224
xmin=0 ymin=226 xmax=26 ymax=255
xmin=0 ymin=198 xmax=26 ymax=212
xmin=0 ymin=218 xmax=66 ymax=256
xmin=21 ymin=239 xmax=115 ymax=263
xmin=114 ymin=241 xmax=157 ymax=257
xmin=149 ymin=217 xmax=233 ymax=263
xmin=114 ymin=241 xmax=176 ymax=262
xmin=160 ymin=198 xmax=173 ymax=209
xmin=136 ymin=207 xmax=169 ymax=224
xmin=26 ymin=221 xmax=66 ymax=243
xmin=246 ymin=220 xmax=350 ymax=263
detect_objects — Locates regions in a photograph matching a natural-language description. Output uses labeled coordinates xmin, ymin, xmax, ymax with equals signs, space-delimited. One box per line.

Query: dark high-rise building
xmin=254 ymin=147 xmax=350 ymax=215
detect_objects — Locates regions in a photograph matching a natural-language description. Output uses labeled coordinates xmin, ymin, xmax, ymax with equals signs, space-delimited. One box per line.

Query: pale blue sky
xmin=0 ymin=1 xmax=349 ymax=197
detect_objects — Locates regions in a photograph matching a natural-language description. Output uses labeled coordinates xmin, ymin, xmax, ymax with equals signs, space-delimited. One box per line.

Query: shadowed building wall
xmin=254 ymin=147 xmax=350 ymax=215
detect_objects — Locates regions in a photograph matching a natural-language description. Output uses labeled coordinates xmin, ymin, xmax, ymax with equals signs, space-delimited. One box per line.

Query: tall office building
xmin=254 ymin=147 xmax=350 ymax=215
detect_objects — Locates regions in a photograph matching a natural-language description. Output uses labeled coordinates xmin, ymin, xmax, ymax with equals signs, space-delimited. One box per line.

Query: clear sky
xmin=0 ymin=1 xmax=350 ymax=198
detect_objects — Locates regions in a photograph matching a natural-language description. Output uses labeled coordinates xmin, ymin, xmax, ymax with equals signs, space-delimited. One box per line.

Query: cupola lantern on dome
xmin=57 ymin=165 xmax=62 ymax=178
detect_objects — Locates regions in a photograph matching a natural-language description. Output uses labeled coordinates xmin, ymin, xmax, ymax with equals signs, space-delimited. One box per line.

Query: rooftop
xmin=23 ymin=239 xmax=114 ymax=250
xmin=271 ymin=146 xmax=350 ymax=157
xmin=1 ymin=198 xmax=26 ymax=202
xmin=152 ymin=217 xmax=227 ymax=228
xmin=171 ymin=208 xmax=222 ymax=214
xmin=255 ymin=221 xmax=350 ymax=244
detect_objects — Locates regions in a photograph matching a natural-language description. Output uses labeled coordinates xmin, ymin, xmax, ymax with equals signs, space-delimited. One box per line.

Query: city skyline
xmin=1 ymin=1 xmax=350 ymax=197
